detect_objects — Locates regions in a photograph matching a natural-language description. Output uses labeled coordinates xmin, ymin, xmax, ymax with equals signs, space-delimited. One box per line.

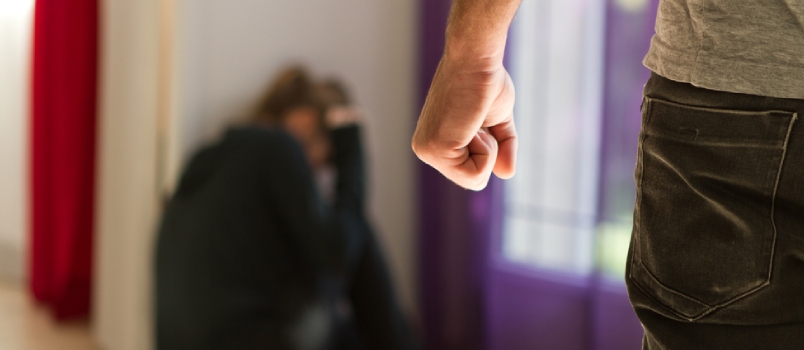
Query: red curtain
xmin=30 ymin=0 xmax=98 ymax=320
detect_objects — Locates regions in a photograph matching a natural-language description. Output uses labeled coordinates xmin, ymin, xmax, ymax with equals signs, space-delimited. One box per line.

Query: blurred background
xmin=0 ymin=0 xmax=656 ymax=349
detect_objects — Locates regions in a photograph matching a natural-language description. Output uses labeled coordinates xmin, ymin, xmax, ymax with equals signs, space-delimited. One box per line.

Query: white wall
xmin=94 ymin=0 xmax=161 ymax=349
xmin=172 ymin=0 xmax=419 ymax=315
xmin=0 ymin=0 xmax=35 ymax=284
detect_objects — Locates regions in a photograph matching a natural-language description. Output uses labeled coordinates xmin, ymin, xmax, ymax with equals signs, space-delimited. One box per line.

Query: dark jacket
xmin=155 ymin=126 xmax=415 ymax=350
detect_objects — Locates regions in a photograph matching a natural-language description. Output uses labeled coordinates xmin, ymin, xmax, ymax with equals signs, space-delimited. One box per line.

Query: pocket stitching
xmin=641 ymin=132 xmax=787 ymax=149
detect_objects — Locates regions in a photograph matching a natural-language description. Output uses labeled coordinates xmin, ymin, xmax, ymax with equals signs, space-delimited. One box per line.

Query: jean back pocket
xmin=629 ymin=97 xmax=797 ymax=321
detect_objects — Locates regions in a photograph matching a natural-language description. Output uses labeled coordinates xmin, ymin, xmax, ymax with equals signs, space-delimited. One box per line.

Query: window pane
xmin=503 ymin=0 xmax=605 ymax=275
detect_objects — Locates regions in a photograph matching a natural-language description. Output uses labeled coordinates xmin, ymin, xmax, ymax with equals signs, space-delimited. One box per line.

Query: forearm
xmin=445 ymin=0 xmax=521 ymax=65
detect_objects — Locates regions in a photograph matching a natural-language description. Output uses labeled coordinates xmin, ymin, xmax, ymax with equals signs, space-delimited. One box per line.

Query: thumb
xmin=490 ymin=116 xmax=517 ymax=179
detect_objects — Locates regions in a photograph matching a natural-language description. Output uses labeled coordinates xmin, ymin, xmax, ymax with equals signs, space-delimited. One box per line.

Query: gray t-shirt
xmin=644 ymin=0 xmax=804 ymax=99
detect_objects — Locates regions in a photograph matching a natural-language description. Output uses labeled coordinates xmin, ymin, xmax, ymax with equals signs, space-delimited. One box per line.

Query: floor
xmin=0 ymin=282 xmax=96 ymax=350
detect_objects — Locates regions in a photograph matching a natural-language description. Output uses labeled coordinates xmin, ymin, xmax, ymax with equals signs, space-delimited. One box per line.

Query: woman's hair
xmin=254 ymin=66 xmax=325 ymax=125
xmin=254 ymin=66 xmax=355 ymax=129
xmin=318 ymin=78 xmax=352 ymax=106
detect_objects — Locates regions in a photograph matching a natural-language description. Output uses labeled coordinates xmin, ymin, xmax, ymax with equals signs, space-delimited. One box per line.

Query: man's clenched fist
xmin=412 ymin=56 xmax=518 ymax=191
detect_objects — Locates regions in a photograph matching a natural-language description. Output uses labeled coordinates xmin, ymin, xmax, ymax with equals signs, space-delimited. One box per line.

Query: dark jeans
xmin=626 ymin=73 xmax=804 ymax=349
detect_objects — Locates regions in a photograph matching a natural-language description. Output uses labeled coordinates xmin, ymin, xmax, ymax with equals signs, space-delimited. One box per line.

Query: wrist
xmin=443 ymin=34 xmax=507 ymax=72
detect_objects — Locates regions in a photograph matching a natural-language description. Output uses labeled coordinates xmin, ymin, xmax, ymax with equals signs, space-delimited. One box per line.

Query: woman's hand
xmin=326 ymin=106 xmax=363 ymax=129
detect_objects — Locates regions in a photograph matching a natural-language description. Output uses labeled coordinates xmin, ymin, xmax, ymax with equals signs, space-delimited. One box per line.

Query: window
xmin=503 ymin=0 xmax=650 ymax=280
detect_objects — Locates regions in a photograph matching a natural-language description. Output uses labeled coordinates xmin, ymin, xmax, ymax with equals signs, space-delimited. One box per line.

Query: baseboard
xmin=0 ymin=242 xmax=23 ymax=286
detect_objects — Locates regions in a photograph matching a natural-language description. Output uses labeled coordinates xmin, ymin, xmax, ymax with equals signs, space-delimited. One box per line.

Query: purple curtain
xmin=417 ymin=1 xmax=503 ymax=349
xmin=597 ymin=0 xmax=660 ymax=224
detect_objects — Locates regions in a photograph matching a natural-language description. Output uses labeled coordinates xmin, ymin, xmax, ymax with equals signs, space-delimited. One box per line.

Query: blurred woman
xmin=155 ymin=67 xmax=417 ymax=350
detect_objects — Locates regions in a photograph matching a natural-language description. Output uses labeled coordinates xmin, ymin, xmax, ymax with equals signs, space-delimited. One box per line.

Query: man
xmin=412 ymin=0 xmax=804 ymax=349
